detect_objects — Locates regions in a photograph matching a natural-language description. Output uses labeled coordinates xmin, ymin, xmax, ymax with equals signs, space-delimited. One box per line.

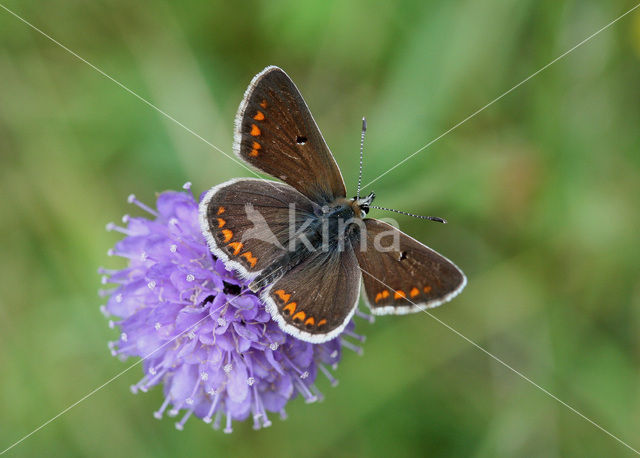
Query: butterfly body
xmin=248 ymin=192 xmax=375 ymax=292
xmin=199 ymin=66 xmax=466 ymax=343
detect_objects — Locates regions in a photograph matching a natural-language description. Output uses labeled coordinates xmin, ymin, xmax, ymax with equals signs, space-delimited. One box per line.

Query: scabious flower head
xmin=99 ymin=183 xmax=369 ymax=432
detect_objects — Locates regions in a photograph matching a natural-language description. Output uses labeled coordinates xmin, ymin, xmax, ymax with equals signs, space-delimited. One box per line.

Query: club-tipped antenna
xmin=356 ymin=117 xmax=367 ymax=199
xmin=369 ymin=206 xmax=447 ymax=223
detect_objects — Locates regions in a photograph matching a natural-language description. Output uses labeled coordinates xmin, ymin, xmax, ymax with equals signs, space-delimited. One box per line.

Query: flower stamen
xmin=153 ymin=397 xmax=171 ymax=419
xmin=127 ymin=194 xmax=158 ymax=216
xmin=175 ymin=410 xmax=193 ymax=430
xmin=340 ymin=338 xmax=364 ymax=356
xmin=203 ymin=392 xmax=221 ymax=423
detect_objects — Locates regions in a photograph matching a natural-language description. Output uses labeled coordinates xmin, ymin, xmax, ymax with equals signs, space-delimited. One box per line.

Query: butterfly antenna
xmin=369 ymin=206 xmax=447 ymax=224
xmin=356 ymin=117 xmax=367 ymax=200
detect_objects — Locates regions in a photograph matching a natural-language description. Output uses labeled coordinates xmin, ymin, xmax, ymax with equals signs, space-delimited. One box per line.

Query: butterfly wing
xmin=234 ymin=66 xmax=347 ymax=204
xmin=199 ymin=178 xmax=318 ymax=279
xmin=354 ymin=219 xmax=466 ymax=315
xmin=261 ymin=242 xmax=361 ymax=343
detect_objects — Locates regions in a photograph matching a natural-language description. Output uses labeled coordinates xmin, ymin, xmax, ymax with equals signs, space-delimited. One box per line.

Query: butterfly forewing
xmin=199 ymin=178 xmax=317 ymax=279
xmin=234 ymin=66 xmax=346 ymax=204
xmin=354 ymin=219 xmax=466 ymax=315
xmin=262 ymin=242 xmax=361 ymax=343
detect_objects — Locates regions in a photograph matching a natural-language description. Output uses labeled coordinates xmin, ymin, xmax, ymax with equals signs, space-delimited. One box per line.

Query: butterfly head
xmin=352 ymin=191 xmax=375 ymax=217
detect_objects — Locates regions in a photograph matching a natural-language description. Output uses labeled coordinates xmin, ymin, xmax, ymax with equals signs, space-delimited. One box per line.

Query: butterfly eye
xmin=296 ymin=136 xmax=307 ymax=145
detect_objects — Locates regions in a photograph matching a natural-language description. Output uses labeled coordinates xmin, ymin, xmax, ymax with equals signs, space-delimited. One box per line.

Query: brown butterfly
xmin=199 ymin=66 xmax=466 ymax=343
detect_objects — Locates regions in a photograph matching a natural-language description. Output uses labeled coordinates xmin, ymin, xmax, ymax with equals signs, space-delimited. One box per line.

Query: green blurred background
xmin=1 ymin=0 xmax=639 ymax=456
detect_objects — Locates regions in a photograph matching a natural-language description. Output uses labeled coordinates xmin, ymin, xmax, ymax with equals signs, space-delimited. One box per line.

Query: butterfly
xmin=199 ymin=66 xmax=466 ymax=343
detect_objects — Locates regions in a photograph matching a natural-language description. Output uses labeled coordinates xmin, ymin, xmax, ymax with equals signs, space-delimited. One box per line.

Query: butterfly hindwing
xmin=354 ymin=219 xmax=466 ymax=315
xmin=234 ymin=66 xmax=347 ymax=204
xmin=262 ymin=241 xmax=361 ymax=343
xmin=199 ymin=178 xmax=318 ymax=279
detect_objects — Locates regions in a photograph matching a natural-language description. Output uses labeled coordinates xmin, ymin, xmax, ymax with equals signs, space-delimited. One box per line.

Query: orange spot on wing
xmin=217 ymin=206 xmax=225 ymax=215
xmin=241 ymin=251 xmax=257 ymax=268
xmin=317 ymin=319 xmax=327 ymax=327
xmin=382 ymin=291 xmax=390 ymax=299
xmin=249 ymin=141 xmax=261 ymax=157
xmin=221 ymin=229 xmax=233 ymax=243
xmin=410 ymin=287 xmax=419 ymax=298
xmin=375 ymin=292 xmax=385 ymax=303
xmin=275 ymin=289 xmax=291 ymax=303
xmin=217 ymin=218 xmax=225 ymax=228
xmin=423 ymin=285 xmax=432 ymax=293
xmin=304 ymin=317 xmax=315 ymax=326
xmin=283 ymin=302 xmax=296 ymax=315
xmin=253 ymin=110 xmax=265 ymax=121
xmin=394 ymin=290 xmax=406 ymax=300
xmin=292 ymin=311 xmax=306 ymax=322
xmin=250 ymin=124 xmax=261 ymax=136
xmin=227 ymin=242 xmax=243 ymax=255
xmin=260 ymin=99 xmax=267 ymax=108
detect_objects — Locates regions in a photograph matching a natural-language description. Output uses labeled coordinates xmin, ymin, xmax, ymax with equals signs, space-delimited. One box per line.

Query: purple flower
xmin=99 ymin=183 xmax=370 ymax=432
